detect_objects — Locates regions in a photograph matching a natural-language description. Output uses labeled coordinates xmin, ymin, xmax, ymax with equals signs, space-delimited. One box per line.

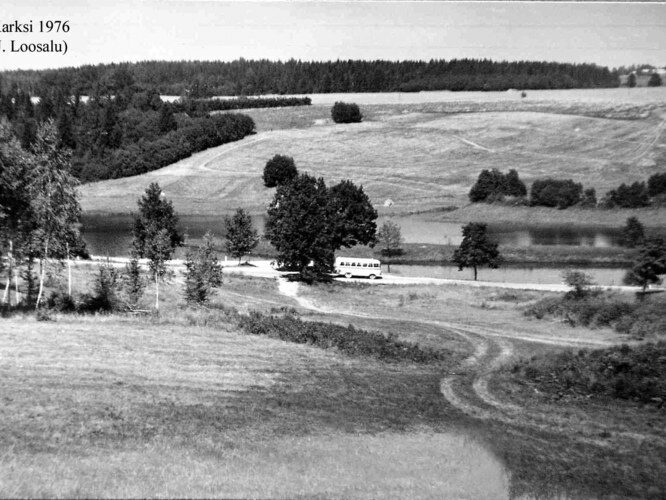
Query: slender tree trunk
xmin=14 ymin=269 xmax=20 ymax=305
xmin=66 ymin=243 xmax=72 ymax=298
xmin=154 ymin=273 xmax=159 ymax=311
xmin=473 ymin=265 xmax=478 ymax=281
xmin=36 ymin=239 xmax=49 ymax=309
xmin=3 ymin=240 xmax=13 ymax=305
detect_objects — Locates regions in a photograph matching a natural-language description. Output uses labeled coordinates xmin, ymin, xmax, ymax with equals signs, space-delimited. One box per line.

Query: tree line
xmin=170 ymin=96 xmax=311 ymax=116
xmin=0 ymin=58 xmax=619 ymax=97
xmin=469 ymin=168 xmax=666 ymax=209
xmin=0 ymin=73 xmax=259 ymax=183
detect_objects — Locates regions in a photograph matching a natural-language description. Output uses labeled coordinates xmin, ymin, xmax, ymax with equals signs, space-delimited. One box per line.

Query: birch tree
xmin=0 ymin=119 xmax=34 ymax=306
xmin=29 ymin=120 xmax=82 ymax=308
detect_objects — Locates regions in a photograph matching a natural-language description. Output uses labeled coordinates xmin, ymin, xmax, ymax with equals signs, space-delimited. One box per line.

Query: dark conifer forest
xmin=1 ymin=58 xmax=619 ymax=97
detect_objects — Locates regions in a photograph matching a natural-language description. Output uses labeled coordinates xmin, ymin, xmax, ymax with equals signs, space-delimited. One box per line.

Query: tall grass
xmin=510 ymin=342 xmax=666 ymax=405
xmin=524 ymin=292 xmax=666 ymax=338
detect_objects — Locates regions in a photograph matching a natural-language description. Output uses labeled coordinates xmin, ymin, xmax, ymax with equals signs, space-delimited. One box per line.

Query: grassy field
xmin=2 ymin=264 xmax=665 ymax=498
xmin=80 ymin=93 xmax=666 ymax=230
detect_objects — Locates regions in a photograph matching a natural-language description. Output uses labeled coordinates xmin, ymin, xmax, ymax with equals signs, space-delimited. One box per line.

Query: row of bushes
xmin=469 ymin=171 xmax=594 ymax=209
xmin=171 ymin=96 xmax=312 ymax=117
xmin=469 ymin=169 xmax=666 ymax=209
xmin=511 ymin=342 xmax=666 ymax=404
xmin=237 ymin=311 xmax=446 ymax=363
xmin=76 ymin=113 xmax=255 ymax=181
xmin=524 ymin=293 xmax=666 ymax=338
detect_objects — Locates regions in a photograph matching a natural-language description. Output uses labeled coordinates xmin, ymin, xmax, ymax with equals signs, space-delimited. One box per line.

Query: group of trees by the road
xmin=468 ymin=169 xmax=527 ymax=202
xmin=264 ymin=170 xmax=377 ymax=280
xmin=131 ymin=185 xmax=261 ymax=308
xmin=331 ymin=102 xmax=362 ymax=124
xmin=0 ymin=118 xmax=86 ymax=310
xmin=0 ymin=58 xmax=620 ymax=97
xmin=469 ymin=169 xmax=666 ymax=210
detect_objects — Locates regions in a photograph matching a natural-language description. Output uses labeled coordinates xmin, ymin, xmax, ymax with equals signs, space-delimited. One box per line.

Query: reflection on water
xmin=81 ymin=214 xmax=265 ymax=257
xmin=389 ymin=216 xmax=622 ymax=247
xmin=81 ymin=213 xmax=624 ymax=257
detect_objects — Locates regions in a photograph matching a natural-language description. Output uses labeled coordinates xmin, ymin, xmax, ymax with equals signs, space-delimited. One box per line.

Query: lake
xmin=81 ymin=213 xmax=625 ymax=257
xmin=392 ymin=264 xmax=627 ymax=287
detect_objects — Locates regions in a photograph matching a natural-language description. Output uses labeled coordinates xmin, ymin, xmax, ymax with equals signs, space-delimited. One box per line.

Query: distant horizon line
xmin=2 ymin=56 xmax=655 ymax=74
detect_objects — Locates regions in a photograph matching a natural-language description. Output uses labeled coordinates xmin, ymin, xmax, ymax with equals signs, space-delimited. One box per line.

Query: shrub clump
xmin=237 ymin=312 xmax=445 ymax=363
xmin=469 ymin=169 xmax=527 ymax=203
xmin=530 ymin=178 xmax=583 ymax=209
xmin=263 ymin=154 xmax=298 ymax=188
xmin=331 ymin=102 xmax=362 ymax=124
xmin=525 ymin=292 xmax=666 ymax=338
xmin=511 ymin=342 xmax=666 ymax=405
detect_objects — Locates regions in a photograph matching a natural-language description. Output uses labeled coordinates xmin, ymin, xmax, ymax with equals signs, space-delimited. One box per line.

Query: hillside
xmin=80 ymin=90 xmax=666 ymax=223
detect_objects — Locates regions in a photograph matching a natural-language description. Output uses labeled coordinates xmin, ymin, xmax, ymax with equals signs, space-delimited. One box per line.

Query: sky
xmin=0 ymin=1 xmax=664 ymax=71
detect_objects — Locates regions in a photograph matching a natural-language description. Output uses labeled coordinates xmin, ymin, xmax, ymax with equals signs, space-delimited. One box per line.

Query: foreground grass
xmin=0 ymin=314 xmax=504 ymax=499
xmin=3 ymin=274 xmax=666 ymax=497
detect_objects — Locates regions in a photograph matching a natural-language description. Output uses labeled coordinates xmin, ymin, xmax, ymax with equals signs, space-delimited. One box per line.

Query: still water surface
xmin=81 ymin=213 xmax=624 ymax=257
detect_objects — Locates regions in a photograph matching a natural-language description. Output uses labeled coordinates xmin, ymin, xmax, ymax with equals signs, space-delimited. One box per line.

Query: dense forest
xmin=0 ymin=58 xmax=619 ymax=96
xmin=0 ymin=68 xmax=257 ymax=182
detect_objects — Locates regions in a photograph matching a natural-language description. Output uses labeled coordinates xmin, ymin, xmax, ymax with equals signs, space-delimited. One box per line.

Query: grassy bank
xmin=344 ymin=241 xmax=636 ymax=268
xmin=2 ymin=269 xmax=665 ymax=497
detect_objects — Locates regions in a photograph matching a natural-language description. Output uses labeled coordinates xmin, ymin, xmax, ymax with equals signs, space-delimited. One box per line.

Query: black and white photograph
xmin=1 ymin=0 xmax=665 ymax=498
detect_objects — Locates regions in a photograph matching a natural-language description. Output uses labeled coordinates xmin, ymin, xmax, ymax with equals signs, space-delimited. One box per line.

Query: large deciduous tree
xmin=131 ymin=182 xmax=184 ymax=310
xmin=327 ymin=180 xmax=377 ymax=250
xmin=265 ymin=173 xmax=377 ymax=278
xmin=452 ymin=222 xmax=502 ymax=281
xmin=224 ymin=208 xmax=259 ymax=264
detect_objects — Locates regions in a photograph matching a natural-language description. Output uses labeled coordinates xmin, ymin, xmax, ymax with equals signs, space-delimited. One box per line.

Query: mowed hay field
xmin=0 ymin=311 xmax=509 ymax=499
xmin=80 ymin=89 xmax=666 ymax=224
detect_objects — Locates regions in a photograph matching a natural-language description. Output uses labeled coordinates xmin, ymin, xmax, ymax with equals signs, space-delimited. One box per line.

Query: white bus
xmin=334 ymin=257 xmax=382 ymax=279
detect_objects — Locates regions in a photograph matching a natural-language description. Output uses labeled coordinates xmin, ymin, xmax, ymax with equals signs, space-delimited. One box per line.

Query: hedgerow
xmin=237 ymin=311 xmax=446 ymax=363
xmin=77 ymin=113 xmax=255 ymax=181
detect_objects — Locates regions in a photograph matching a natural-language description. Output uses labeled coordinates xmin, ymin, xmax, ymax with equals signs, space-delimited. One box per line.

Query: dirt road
xmin=274 ymin=277 xmax=664 ymax=448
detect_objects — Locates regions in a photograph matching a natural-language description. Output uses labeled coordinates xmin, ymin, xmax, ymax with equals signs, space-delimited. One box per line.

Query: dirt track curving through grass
xmin=275 ymin=278 xmax=665 ymax=447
